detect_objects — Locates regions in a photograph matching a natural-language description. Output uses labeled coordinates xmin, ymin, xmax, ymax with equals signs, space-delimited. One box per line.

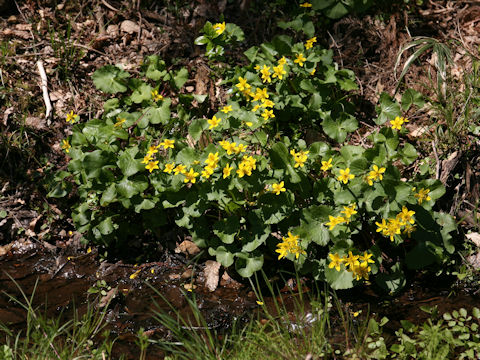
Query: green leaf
xmin=173 ymin=68 xmax=189 ymax=90
xmin=375 ymin=263 xmax=406 ymax=295
xmin=235 ymin=254 xmax=264 ymax=278
xmin=83 ymin=150 xmax=113 ymax=179
xmin=145 ymin=98 xmax=171 ymax=125
xmin=194 ymin=35 xmax=208 ymax=46
xmin=116 ymin=177 xmax=148 ymax=199
xmin=209 ymin=246 xmax=235 ymax=267
xmin=324 ymin=2 xmax=349 ymax=19
xmin=144 ymin=55 xmax=167 ymax=81
xmin=321 ymin=113 xmax=358 ymax=143
xmin=92 ymin=65 xmax=129 ymax=93
xmin=100 ymin=183 xmax=116 ymax=205
xmin=400 ymin=143 xmax=417 ymax=165
xmin=296 ymin=220 xmax=330 ymax=246
xmin=401 ymin=88 xmax=425 ymax=111
xmin=97 ymin=217 xmax=114 ymax=235
xmin=175 ymin=147 xmax=197 ymax=166
xmin=134 ymin=199 xmax=155 ymax=213
xmin=213 ymin=216 xmax=240 ymax=244
xmin=325 ymin=266 xmax=354 ymax=289
xmin=269 ymin=142 xmax=301 ymax=183
xmin=405 ymin=238 xmax=437 ymax=269
xmin=117 ymin=147 xmax=142 ymax=177
xmin=130 ymin=80 xmax=152 ymax=103
xmin=375 ymin=93 xmax=402 ymax=125
xmin=188 ymin=119 xmax=207 ymax=141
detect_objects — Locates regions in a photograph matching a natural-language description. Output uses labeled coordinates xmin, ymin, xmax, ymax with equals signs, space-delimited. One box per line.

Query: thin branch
xmin=36 ymin=60 xmax=53 ymax=125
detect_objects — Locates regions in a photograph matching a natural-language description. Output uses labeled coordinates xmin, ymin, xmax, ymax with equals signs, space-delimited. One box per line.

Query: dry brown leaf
xmin=98 ymin=287 xmax=118 ymax=308
xmin=120 ymin=20 xmax=140 ymax=34
xmin=204 ymin=260 xmax=221 ymax=292
xmin=0 ymin=242 xmax=13 ymax=256
xmin=175 ymin=240 xmax=200 ymax=255
xmin=466 ymin=232 xmax=480 ymax=248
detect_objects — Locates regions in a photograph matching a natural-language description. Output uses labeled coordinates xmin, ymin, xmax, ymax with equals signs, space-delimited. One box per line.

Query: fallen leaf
xmin=120 ymin=20 xmax=140 ymax=34
xmin=204 ymin=260 xmax=221 ymax=292
xmin=0 ymin=242 xmax=13 ymax=256
xmin=466 ymin=232 xmax=480 ymax=248
xmin=175 ymin=240 xmax=200 ymax=255
xmin=98 ymin=287 xmax=118 ymax=308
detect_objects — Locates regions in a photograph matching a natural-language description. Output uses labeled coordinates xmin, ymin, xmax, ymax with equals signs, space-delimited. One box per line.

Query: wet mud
xmin=1 ymin=243 xmax=479 ymax=359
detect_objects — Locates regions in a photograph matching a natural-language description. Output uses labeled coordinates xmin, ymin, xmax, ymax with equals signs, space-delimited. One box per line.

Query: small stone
xmin=120 ymin=20 xmax=139 ymax=34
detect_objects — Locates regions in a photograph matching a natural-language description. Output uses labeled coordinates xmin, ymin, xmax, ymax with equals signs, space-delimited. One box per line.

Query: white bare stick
xmin=36 ymin=60 xmax=52 ymax=125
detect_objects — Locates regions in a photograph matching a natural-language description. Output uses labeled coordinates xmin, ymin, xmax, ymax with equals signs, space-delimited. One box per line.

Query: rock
xmin=120 ymin=20 xmax=139 ymax=34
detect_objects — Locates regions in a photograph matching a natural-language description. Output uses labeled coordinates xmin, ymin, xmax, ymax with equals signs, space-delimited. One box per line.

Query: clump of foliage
xmin=50 ymin=4 xmax=456 ymax=291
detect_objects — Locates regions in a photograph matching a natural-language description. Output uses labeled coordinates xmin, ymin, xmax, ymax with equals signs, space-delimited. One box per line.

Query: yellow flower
xmin=367 ymin=164 xmax=386 ymax=186
xmin=310 ymin=68 xmax=316 ymax=76
xmin=233 ymin=143 xmax=247 ymax=154
xmin=341 ymin=204 xmax=357 ymax=223
xmin=337 ymin=168 xmax=355 ymax=184
xmin=294 ymin=53 xmax=307 ymax=67
xmin=385 ymin=218 xmax=402 ymax=241
xmin=201 ymin=167 xmax=213 ymax=179
xmin=223 ymin=164 xmax=233 ymax=178
xmin=147 ymin=145 xmax=159 ymax=156
xmin=208 ymin=115 xmax=221 ymax=129
xmin=61 ymin=139 xmax=71 ymax=153
xmin=359 ymin=251 xmax=375 ymax=265
xmin=261 ymin=99 xmax=275 ymax=108
xmin=141 ymin=154 xmax=153 ymax=164
xmin=260 ymin=64 xmax=271 ymax=83
xmin=278 ymin=56 xmax=287 ymax=65
xmin=272 ymin=64 xmax=286 ymax=80
xmin=350 ymin=262 xmax=371 ymax=281
xmin=221 ymin=141 xmax=237 ymax=155
xmin=300 ymin=2 xmax=312 ymax=7
xmin=159 ymin=139 xmax=175 ymax=149
xmin=253 ymin=87 xmax=269 ymax=102
xmin=114 ymin=117 xmax=126 ymax=128
xmin=66 ymin=110 xmax=78 ymax=124
xmin=328 ymin=253 xmax=344 ymax=271
xmin=254 ymin=64 xmax=261 ymax=71
xmin=205 ymin=152 xmax=219 ymax=167
xmin=151 ymin=89 xmax=163 ymax=102
xmin=403 ymin=223 xmax=416 ymax=238
xmin=221 ymin=105 xmax=233 ymax=113
xmin=213 ymin=21 xmax=226 ymax=35
xmin=321 ymin=158 xmax=333 ymax=171
xmin=325 ymin=215 xmax=345 ymax=230
xmin=344 ymin=251 xmax=360 ymax=270
xmin=183 ymin=168 xmax=199 ymax=183
xmin=251 ymin=104 xmax=261 ymax=112
xmin=291 ymin=149 xmax=309 ymax=168
xmin=236 ymin=77 xmax=250 ymax=92
xmin=414 ymin=188 xmax=431 ymax=204
xmin=396 ymin=206 xmax=415 ymax=225
xmin=305 ymin=36 xmax=317 ymax=49
xmin=375 ymin=219 xmax=388 ymax=234
xmin=145 ymin=161 xmax=159 ymax=173
xmin=173 ymin=164 xmax=187 ymax=175
xmin=271 ymin=181 xmax=286 ymax=195
xmin=390 ymin=116 xmax=409 ymax=130
xmin=261 ymin=109 xmax=275 ymax=120
xmin=275 ymin=232 xmax=305 ymax=260
xmin=164 ymin=162 xmax=175 ymax=174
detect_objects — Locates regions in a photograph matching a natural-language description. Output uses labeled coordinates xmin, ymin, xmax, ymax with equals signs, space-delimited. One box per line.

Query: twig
xmin=72 ymin=42 xmax=108 ymax=57
xmin=432 ymin=140 xmax=440 ymax=180
xmin=101 ymin=0 xmax=119 ymax=12
xmin=36 ymin=60 xmax=53 ymax=125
